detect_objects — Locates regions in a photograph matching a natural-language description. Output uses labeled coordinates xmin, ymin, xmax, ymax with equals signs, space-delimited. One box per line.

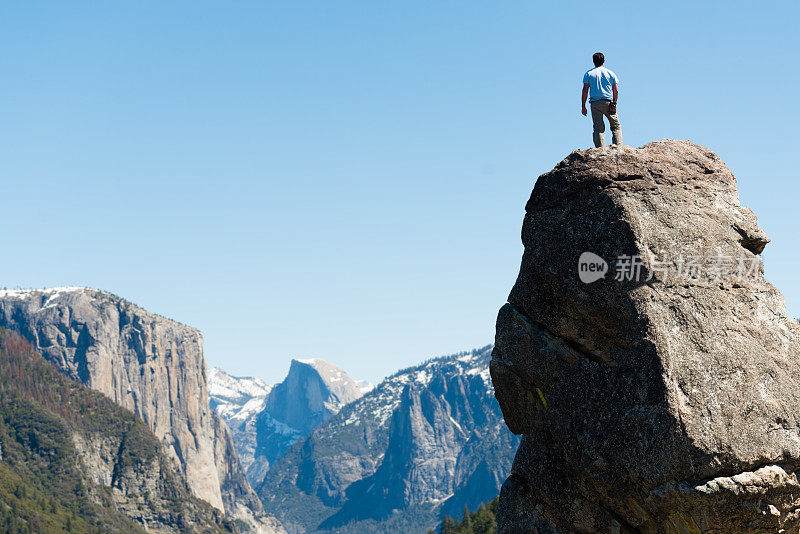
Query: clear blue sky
xmin=1 ymin=1 xmax=797 ymax=384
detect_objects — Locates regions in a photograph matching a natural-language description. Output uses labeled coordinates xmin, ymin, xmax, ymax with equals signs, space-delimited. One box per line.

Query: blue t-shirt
xmin=583 ymin=66 xmax=619 ymax=101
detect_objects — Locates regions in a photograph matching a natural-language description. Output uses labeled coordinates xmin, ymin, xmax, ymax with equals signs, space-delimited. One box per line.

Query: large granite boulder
xmin=490 ymin=140 xmax=800 ymax=533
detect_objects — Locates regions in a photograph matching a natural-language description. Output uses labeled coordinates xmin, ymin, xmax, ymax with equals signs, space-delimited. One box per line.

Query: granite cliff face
xmin=491 ymin=140 xmax=800 ymax=533
xmin=210 ymin=360 xmax=374 ymax=491
xmin=265 ymin=358 xmax=363 ymax=435
xmin=259 ymin=347 xmax=520 ymax=533
xmin=0 ymin=328 xmax=232 ymax=533
xmin=0 ymin=288 xmax=283 ymax=533
xmin=245 ymin=358 xmax=364 ymax=485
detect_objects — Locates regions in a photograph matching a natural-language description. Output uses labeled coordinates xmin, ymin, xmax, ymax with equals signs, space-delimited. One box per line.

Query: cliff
xmin=0 ymin=288 xmax=283 ymax=533
xmin=265 ymin=358 xmax=364 ymax=436
xmin=490 ymin=140 xmax=800 ymax=533
xmin=0 ymin=327 xmax=233 ymax=533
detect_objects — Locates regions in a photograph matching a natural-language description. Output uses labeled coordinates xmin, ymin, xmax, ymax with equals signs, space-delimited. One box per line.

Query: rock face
xmin=260 ymin=346 xmax=520 ymax=533
xmin=209 ymin=367 xmax=272 ymax=486
xmin=247 ymin=358 xmax=364 ymax=485
xmin=0 ymin=327 xmax=232 ymax=533
xmin=265 ymin=358 xmax=363 ymax=435
xmin=0 ymin=288 xmax=283 ymax=533
xmin=490 ymin=140 xmax=800 ymax=533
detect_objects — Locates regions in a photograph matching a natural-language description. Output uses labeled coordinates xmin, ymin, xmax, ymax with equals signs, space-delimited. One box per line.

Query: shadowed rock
xmin=490 ymin=140 xmax=800 ymax=533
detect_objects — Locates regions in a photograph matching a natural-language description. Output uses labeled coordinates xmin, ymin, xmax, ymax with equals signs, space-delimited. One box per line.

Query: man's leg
xmin=607 ymin=109 xmax=623 ymax=146
xmin=590 ymin=101 xmax=606 ymax=147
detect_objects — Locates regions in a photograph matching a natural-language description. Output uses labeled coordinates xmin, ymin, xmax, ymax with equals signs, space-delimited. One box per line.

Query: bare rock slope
xmin=210 ymin=359 xmax=374 ymax=490
xmin=0 ymin=288 xmax=283 ymax=533
xmin=491 ymin=140 xmax=800 ymax=533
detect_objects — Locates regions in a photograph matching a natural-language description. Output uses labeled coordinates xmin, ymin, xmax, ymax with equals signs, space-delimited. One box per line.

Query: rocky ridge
xmin=490 ymin=140 xmax=800 ymax=533
xmin=0 ymin=288 xmax=283 ymax=533
xmin=209 ymin=367 xmax=272 ymax=485
xmin=259 ymin=346 xmax=519 ymax=533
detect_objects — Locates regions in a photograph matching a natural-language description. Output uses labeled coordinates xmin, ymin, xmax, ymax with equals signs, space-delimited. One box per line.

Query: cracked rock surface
xmin=490 ymin=140 xmax=800 ymax=533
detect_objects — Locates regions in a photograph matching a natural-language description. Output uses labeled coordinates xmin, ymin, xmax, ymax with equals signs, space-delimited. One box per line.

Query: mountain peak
xmin=294 ymin=356 xmax=322 ymax=365
xmin=0 ymin=286 xmax=199 ymax=334
xmin=210 ymin=357 xmax=369 ymax=488
xmin=267 ymin=358 xmax=363 ymax=434
xmin=289 ymin=357 xmax=362 ymax=404
xmin=0 ymin=286 xmax=89 ymax=296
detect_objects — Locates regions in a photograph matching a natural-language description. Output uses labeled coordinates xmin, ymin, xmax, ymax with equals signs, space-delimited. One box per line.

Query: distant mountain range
xmin=0 ymin=287 xmax=516 ymax=534
xmin=209 ymin=359 xmax=371 ymax=488
xmin=212 ymin=346 xmax=519 ymax=534
xmin=209 ymin=368 xmax=273 ymax=486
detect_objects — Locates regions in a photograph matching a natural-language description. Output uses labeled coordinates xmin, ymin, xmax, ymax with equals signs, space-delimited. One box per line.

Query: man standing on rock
xmin=581 ymin=52 xmax=623 ymax=147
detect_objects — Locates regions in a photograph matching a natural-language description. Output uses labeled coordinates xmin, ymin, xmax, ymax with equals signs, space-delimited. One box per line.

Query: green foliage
xmin=0 ymin=328 xmax=233 ymax=533
xmin=314 ymin=502 xmax=439 ymax=534
xmin=434 ymin=496 xmax=498 ymax=534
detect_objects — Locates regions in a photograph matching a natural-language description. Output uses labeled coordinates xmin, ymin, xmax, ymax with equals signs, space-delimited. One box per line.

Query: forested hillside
xmin=430 ymin=496 xmax=498 ymax=534
xmin=0 ymin=327 xmax=234 ymax=533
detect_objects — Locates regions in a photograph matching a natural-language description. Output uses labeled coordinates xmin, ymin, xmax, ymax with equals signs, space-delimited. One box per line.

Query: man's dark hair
xmin=593 ymin=52 xmax=605 ymax=67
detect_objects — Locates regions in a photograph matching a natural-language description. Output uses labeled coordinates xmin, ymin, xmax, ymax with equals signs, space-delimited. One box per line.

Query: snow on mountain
xmin=210 ymin=359 xmax=367 ymax=488
xmin=356 ymin=379 xmax=375 ymax=395
xmin=0 ymin=286 xmax=89 ymax=298
xmin=330 ymin=346 xmax=495 ymax=430
xmin=210 ymin=365 xmax=270 ymax=401
xmin=258 ymin=345 xmax=517 ymax=534
xmin=209 ymin=367 xmax=272 ymax=419
xmin=208 ymin=367 xmax=273 ymax=484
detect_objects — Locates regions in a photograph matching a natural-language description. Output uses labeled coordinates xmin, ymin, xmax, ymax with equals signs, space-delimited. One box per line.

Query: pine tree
xmin=462 ymin=504 xmax=474 ymax=534
xmin=440 ymin=515 xmax=456 ymax=534
xmin=436 ymin=496 xmax=500 ymax=534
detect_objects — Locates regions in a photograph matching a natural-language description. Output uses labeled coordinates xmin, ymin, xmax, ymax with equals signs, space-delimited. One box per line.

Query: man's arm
xmin=581 ymin=83 xmax=589 ymax=116
xmin=612 ymin=83 xmax=619 ymax=104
